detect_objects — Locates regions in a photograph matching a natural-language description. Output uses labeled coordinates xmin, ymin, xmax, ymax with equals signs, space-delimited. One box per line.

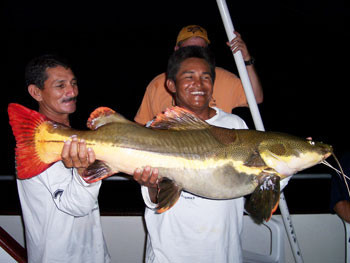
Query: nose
xmin=65 ymin=83 xmax=78 ymax=97
xmin=192 ymin=76 xmax=202 ymax=87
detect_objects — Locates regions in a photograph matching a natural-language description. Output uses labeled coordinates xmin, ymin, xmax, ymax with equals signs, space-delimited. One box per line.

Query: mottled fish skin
xmin=8 ymin=103 xmax=333 ymax=222
xmin=10 ymin=103 xmax=332 ymax=192
xmin=34 ymin=109 xmax=331 ymax=197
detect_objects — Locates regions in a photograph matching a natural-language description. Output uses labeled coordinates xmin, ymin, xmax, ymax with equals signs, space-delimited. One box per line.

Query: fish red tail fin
xmin=8 ymin=103 xmax=53 ymax=179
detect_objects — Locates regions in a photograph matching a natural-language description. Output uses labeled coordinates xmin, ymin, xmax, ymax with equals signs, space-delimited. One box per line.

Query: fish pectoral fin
xmin=244 ymin=151 xmax=266 ymax=167
xmin=156 ymin=178 xmax=182 ymax=213
xmin=244 ymin=174 xmax=280 ymax=224
xmin=81 ymin=160 xmax=116 ymax=183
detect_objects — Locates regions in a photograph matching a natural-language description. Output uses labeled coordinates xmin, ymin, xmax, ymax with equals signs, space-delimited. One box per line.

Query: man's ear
xmin=28 ymin=84 xmax=43 ymax=102
xmin=166 ymin=79 xmax=176 ymax=93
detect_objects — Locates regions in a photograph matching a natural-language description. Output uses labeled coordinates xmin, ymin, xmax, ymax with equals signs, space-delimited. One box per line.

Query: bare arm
xmin=334 ymin=200 xmax=350 ymax=223
xmin=227 ymin=31 xmax=263 ymax=104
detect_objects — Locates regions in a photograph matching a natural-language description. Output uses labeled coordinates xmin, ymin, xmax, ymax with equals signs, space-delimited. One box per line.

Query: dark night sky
xmin=1 ymin=0 xmax=347 ymax=175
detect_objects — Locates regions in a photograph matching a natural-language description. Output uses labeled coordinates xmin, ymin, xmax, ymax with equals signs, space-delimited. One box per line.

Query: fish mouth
xmin=320 ymin=144 xmax=333 ymax=160
xmin=324 ymin=152 xmax=332 ymax=160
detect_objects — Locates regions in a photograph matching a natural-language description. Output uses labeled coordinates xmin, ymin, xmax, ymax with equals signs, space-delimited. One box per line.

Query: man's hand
xmin=226 ymin=31 xmax=251 ymax=61
xmin=226 ymin=30 xmax=264 ymax=104
xmin=61 ymin=136 xmax=96 ymax=175
xmin=133 ymin=166 xmax=159 ymax=203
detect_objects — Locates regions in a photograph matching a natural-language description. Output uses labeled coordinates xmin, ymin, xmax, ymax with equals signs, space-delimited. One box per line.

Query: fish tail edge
xmin=8 ymin=103 xmax=53 ymax=179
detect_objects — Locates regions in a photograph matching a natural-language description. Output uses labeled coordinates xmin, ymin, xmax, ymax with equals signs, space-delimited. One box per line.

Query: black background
xmin=2 ymin=0 xmax=347 ymax=177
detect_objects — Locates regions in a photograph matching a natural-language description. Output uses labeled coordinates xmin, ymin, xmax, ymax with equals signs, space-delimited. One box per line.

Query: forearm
xmin=334 ymin=200 xmax=350 ymax=223
xmin=246 ymin=64 xmax=263 ymax=104
xmin=43 ymin=163 xmax=101 ymax=216
xmin=57 ymin=168 xmax=101 ymax=216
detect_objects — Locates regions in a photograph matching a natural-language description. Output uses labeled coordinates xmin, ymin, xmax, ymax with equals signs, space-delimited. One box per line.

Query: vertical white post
xmin=279 ymin=192 xmax=304 ymax=262
xmin=216 ymin=0 xmax=304 ymax=262
xmin=215 ymin=0 xmax=264 ymax=131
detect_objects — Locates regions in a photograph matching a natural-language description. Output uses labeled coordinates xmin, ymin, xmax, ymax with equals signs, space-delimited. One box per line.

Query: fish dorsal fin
xmin=151 ymin=106 xmax=210 ymax=130
xmin=87 ymin=107 xmax=129 ymax=130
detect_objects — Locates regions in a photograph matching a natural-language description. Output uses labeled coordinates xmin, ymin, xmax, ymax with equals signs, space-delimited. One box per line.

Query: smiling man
xmin=16 ymin=55 xmax=111 ymax=263
xmin=134 ymin=25 xmax=263 ymax=125
xmin=165 ymin=48 xmax=217 ymax=120
xmin=134 ymin=46 xmax=248 ymax=263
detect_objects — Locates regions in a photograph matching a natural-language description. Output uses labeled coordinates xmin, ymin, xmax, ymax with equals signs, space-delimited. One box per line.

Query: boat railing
xmin=0 ymin=226 xmax=27 ymax=263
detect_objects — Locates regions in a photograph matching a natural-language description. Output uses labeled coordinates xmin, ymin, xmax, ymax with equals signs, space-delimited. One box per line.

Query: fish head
xmin=258 ymin=135 xmax=332 ymax=177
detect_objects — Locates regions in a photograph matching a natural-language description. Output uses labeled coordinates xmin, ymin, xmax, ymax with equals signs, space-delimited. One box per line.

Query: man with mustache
xmin=16 ymin=54 xmax=111 ymax=262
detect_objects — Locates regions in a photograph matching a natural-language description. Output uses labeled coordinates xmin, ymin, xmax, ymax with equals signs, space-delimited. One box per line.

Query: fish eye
xmin=308 ymin=140 xmax=315 ymax=146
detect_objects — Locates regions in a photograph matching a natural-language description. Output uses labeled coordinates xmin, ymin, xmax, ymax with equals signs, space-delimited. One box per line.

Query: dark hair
xmin=25 ymin=54 xmax=72 ymax=89
xmin=166 ymin=46 xmax=216 ymax=83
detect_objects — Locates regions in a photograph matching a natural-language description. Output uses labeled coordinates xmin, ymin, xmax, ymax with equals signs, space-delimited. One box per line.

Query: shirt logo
xmin=181 ymin=193 xmax=195 ymax=200
xmin=53 ymin=189 xmax=64 ymax=199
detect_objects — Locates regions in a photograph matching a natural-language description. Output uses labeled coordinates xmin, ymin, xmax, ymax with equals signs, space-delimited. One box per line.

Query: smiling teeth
xmin=191 ymin=91 xmax=205 ymax=95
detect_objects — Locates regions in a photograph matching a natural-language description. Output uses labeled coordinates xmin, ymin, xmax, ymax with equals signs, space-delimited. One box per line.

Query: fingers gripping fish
xmin=8 ymin=103 xmax=333 ymax=223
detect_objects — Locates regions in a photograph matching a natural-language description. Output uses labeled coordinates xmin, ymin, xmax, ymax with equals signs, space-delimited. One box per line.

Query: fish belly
xmin=97 ymin=144 xmax=259 ymax=200
xmin=159 ymin=164 xmax=259 ymax=200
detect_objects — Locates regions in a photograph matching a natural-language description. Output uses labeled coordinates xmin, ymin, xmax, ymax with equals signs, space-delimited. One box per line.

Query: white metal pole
xmin=216 ymin=0 xmax=304 ymax=262
xmin=215 ymin=0 xmax=264 ymax=131
xmin=279 ymin=192 xmax=304 ymax=262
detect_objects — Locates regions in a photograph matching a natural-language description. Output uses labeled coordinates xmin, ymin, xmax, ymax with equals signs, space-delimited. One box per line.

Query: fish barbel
xmin=8 ymin=103 xmax=332 ymax=223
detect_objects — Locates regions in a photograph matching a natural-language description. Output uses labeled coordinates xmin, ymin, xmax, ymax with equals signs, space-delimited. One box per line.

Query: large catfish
xmin=8 ymin=103 xmax=332 ymax=223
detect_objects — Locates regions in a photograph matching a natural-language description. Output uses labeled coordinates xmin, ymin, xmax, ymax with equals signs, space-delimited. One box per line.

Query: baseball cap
xmin=176 ymin=25 xmax=210 ymax=45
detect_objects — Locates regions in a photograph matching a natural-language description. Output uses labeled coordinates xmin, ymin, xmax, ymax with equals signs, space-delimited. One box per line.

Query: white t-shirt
xmin=142 ymin=107 xmax=248 ymax=263
xmin=17 ymin=161 xmax=111 ymax=263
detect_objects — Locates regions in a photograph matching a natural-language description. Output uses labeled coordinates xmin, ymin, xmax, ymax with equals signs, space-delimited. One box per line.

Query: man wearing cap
xmin=134 ymin=25 xmax=263 ymax=125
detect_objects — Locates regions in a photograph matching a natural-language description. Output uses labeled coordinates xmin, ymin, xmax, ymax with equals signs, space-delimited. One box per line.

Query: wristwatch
xmin=244 ymin=58 xmax=255 ymax=66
